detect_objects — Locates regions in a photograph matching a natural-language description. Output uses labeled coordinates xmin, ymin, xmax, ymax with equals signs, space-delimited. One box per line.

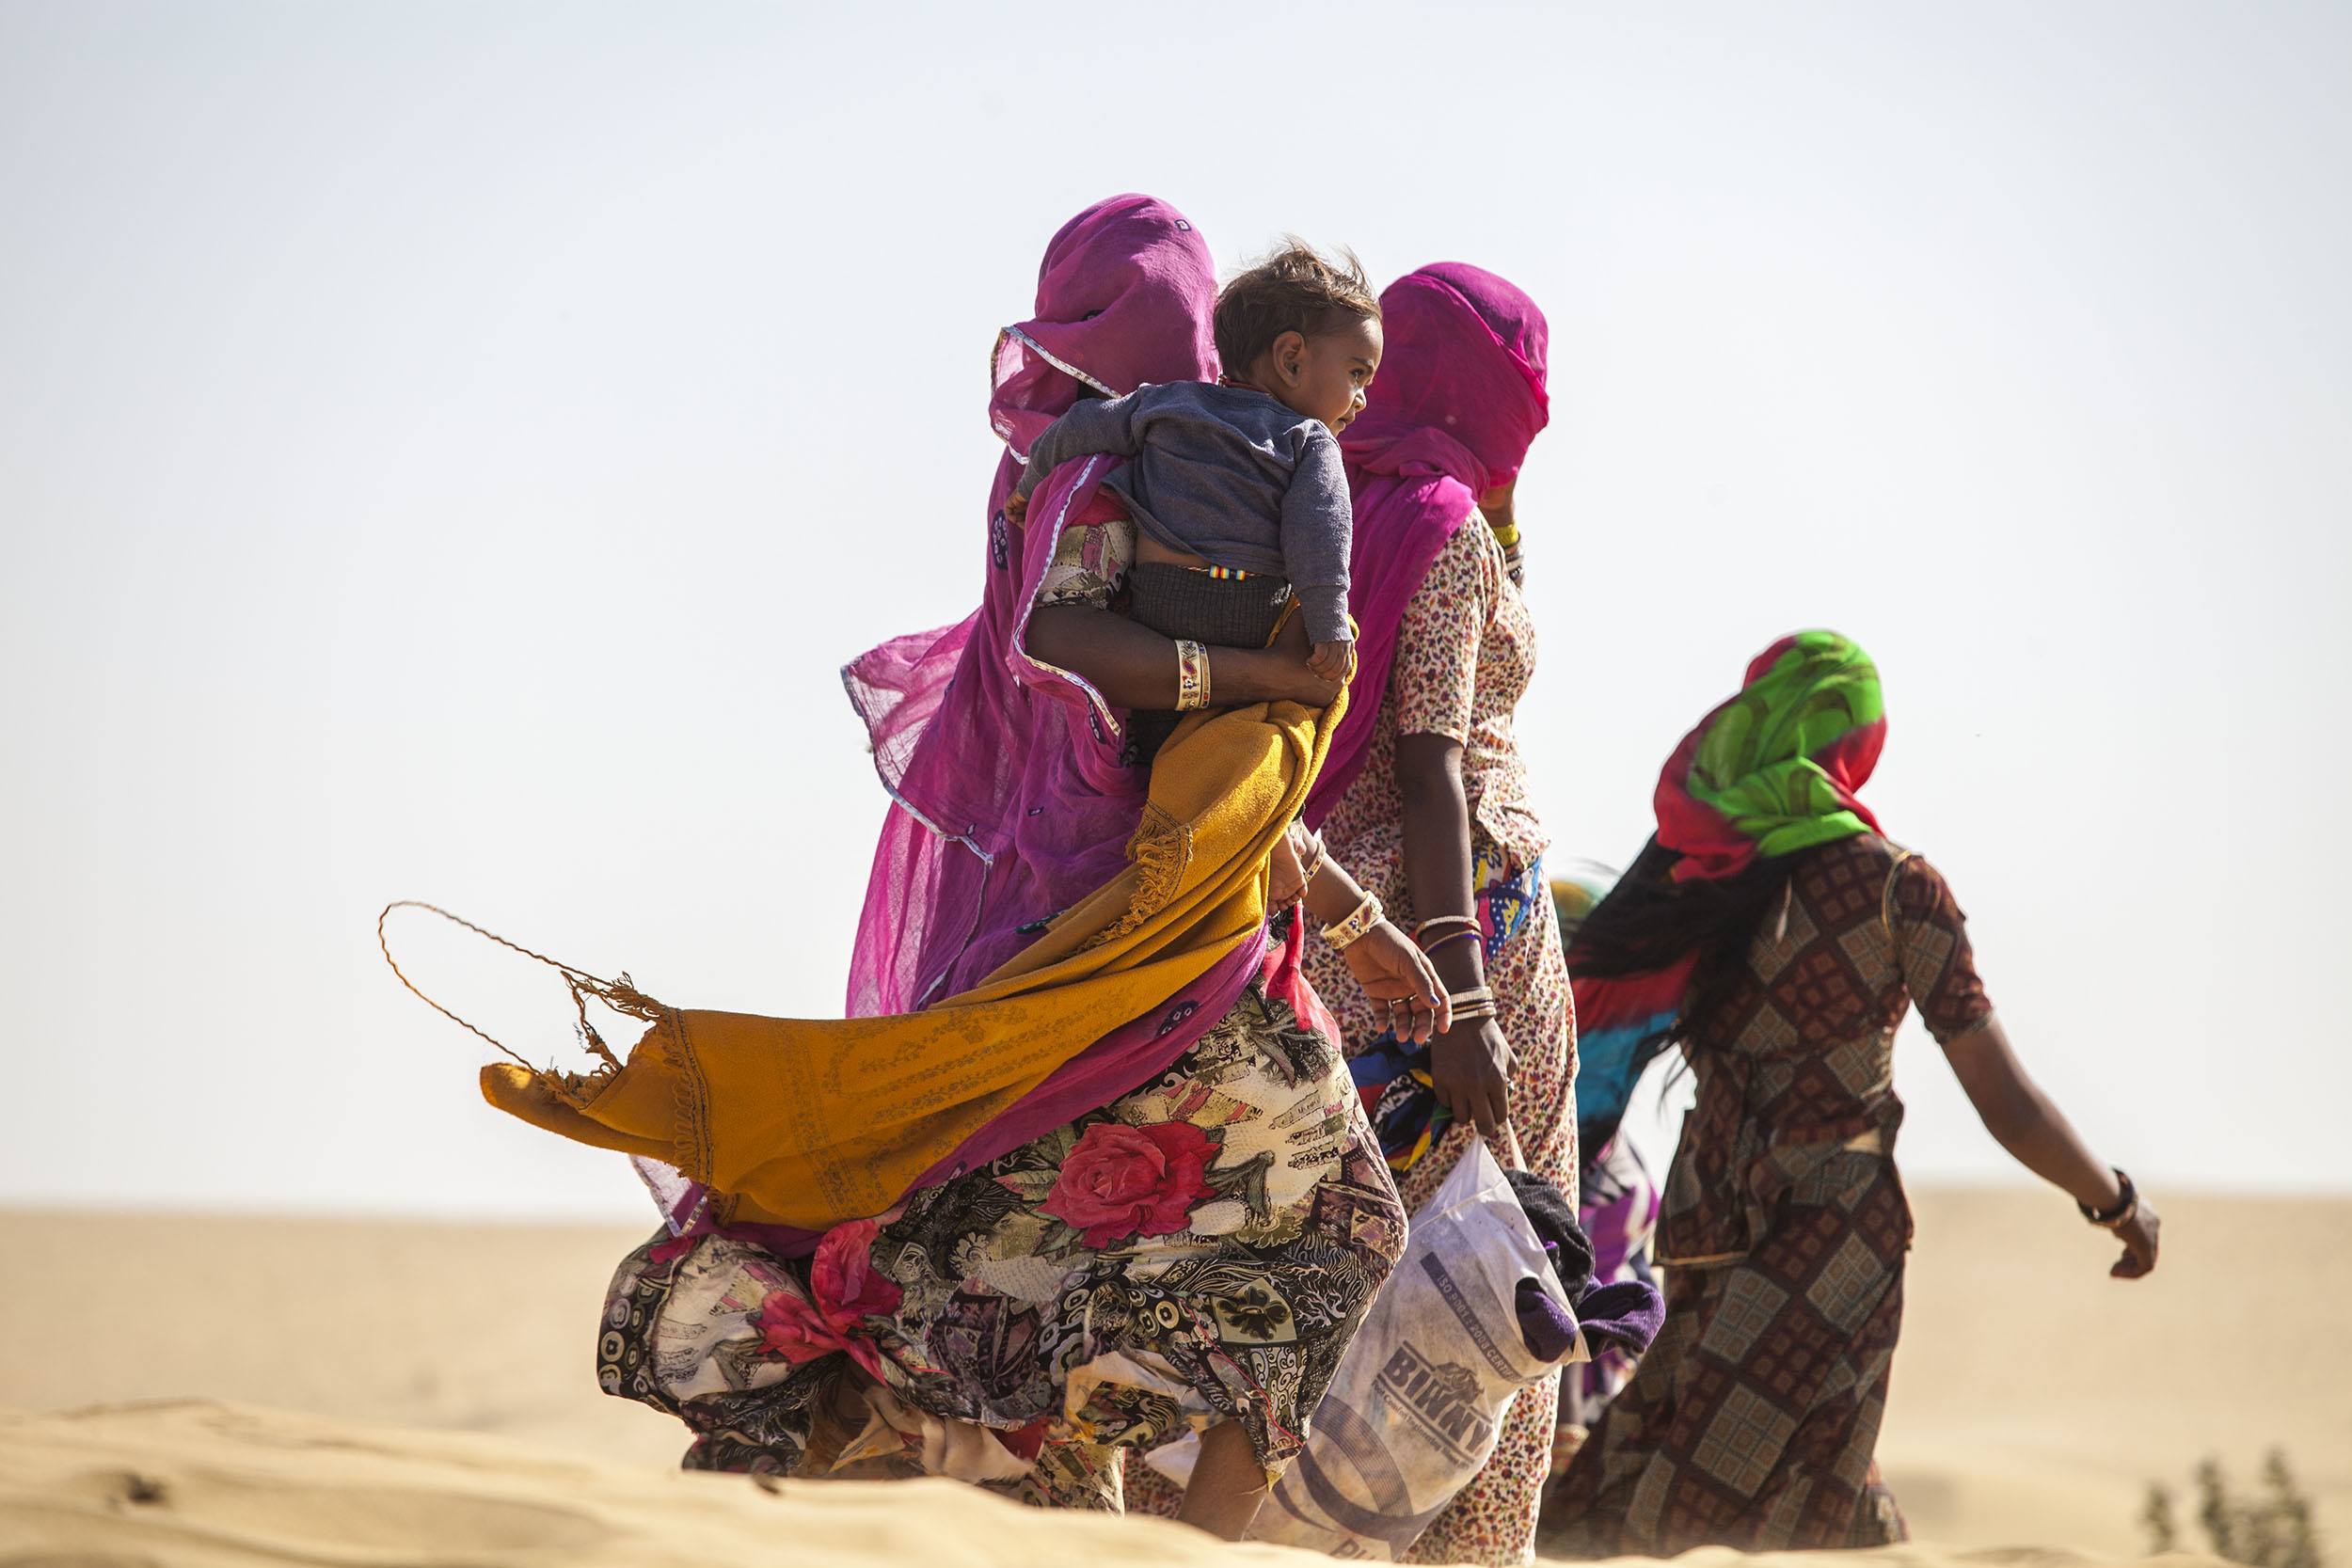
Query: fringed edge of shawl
xmin=1095 ymin=801 xmax=1192 ymax=947
xmin=644 ymin=1010 xmax=714 ymax=1194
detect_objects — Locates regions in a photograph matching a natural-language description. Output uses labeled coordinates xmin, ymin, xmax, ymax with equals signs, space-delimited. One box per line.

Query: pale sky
xmin=3 ymin=2 xmax=2345 ymax=1220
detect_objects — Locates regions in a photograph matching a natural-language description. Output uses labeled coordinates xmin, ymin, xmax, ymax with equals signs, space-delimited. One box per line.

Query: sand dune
xmin=0 ymin=1189 xmax=2343 ymax=1565
xmin=0 ymin=1401 xmax=2233 ymax=1568
xmin=0 ymin=1400 xmax=1314 ymax=1567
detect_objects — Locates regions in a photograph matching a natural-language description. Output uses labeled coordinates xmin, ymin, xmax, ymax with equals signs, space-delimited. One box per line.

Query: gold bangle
xmin=1298 ymin=829 xmax=1328 ymax=886
xmin=1323 ymin=890 xmax=1385 ymax=951
xmin=1174 ymin=640 xmax=1210 ymax=712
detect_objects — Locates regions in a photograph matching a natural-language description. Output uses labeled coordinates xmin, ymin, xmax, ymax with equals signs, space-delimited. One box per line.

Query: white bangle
xmin=1323 ymin=890 xmax=1385 ymax=951
xmin=1298 ymin=829 xmax=1328 ymax=886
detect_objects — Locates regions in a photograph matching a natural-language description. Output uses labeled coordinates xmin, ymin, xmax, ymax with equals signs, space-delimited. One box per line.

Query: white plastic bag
xmin=1152 ymin=1137 xmax=1585 ymax=1560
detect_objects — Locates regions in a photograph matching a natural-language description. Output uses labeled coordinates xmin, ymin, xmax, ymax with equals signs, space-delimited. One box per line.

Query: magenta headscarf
xmin=1305 ymin=263 xmax=1550 ymax=824
xmin=985 ymin=196 xmax=1221 ymax=467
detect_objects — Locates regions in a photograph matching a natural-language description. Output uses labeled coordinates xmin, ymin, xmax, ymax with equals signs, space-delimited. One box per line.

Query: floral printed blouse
xmin=1316 ymin=515 xmax=1549 ymax=898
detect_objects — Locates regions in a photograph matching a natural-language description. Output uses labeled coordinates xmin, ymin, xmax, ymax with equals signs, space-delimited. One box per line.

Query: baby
xmin=1009 ymin=243 xmax=1382 ymax=700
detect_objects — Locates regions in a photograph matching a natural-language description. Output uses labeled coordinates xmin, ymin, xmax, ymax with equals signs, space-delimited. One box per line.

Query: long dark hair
xmin=1567 ymin=835 xmax=1804 ymax=1047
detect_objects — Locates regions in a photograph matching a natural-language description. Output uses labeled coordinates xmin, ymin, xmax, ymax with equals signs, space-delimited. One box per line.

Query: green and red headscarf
xmin=1654 ymin=630 xmax=1884 ymax=881
xmin=1566 ymin=631 xmax=1887 ymax=1150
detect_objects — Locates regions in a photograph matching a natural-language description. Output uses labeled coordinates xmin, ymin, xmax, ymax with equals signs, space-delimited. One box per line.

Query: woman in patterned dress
xmin=1542 ymin=631 xmax=2161 ymax=1555
xmin=1296 ymin=261 xmax=1573 ymax=1567
xmin=592 ymin=196 xmax=1440 ymax=1540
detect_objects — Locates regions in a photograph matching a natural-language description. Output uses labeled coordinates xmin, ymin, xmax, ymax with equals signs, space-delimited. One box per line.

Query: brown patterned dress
xmin=1543 ymin=834 xmax=1993 ymax=1555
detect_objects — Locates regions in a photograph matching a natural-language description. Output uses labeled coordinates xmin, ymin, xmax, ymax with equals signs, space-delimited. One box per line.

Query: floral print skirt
xmin=596 ymin=968 xmax=1408 ymax=1511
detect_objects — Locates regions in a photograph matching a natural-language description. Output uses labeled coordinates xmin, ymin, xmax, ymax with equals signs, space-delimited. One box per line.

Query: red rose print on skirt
xmin=1039 ymin=1120 xmax=1218 ymax=1248
xmin=755 ymin=1218 xmax=903 ymax=1381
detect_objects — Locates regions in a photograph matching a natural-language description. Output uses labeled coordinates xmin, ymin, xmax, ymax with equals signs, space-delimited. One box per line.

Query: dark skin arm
xmin=1395 ymin=732 xmax=1515 ymax=1140
xmin=1026 ymin=601 xmax=1342 ymax=709
xmin=1942 ymin=1016 xmax=2161 ymax=1277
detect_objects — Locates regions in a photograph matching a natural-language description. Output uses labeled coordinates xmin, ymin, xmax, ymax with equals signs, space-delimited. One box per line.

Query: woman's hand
xmin=1431 ymin=1016 xmax=1514 ymax=1140
xmin=2110 ymin=1198 xmax=2161 ymax=1280
xmin=1173 ymin=615 xmax=1341 ymax=709
xmin=1294 ymin=835 xmax=1445 ymax=1042
xmin=1268 ymin=823 xmax=1310 ymax=908
xmin=1343 ymin=920 xmax=1451 ymax=1044
xmin=1255 ymin=614 xmax=1343 ymax=706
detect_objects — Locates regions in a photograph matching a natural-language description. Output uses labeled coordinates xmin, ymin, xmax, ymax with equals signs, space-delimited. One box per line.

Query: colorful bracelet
xmin=1422 ymin=928 xmax=1482 ymax=961
xmin=1174 ymin=640 xmax=1211 ymax=712
xmin=1323 ymin=890 xmax=1385 ymax=951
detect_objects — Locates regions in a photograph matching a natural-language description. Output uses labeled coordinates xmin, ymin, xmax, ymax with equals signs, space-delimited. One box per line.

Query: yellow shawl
xmin=478 ymin=691 xmax=1340 ymax=1230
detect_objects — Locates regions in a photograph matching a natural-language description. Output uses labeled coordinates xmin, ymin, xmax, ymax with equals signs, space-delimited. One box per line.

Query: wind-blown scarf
xmin=480 ymin=685 xmax=1338 ymax=1231
xmin=1567 ymin=631 xmax=1886 ymax=1150
xmin=1306 ymin=262 xmax=1549 ymax=824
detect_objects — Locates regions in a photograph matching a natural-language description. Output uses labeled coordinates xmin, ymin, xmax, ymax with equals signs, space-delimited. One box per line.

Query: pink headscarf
xmin=1306 ymin=263 xmax=1551 ymax=823
xmin=986 ymin=196 xmax=1221 ymax=466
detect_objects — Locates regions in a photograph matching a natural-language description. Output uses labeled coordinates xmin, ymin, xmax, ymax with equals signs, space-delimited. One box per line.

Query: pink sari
xmin=844 ymin=194 xmax=1224 ymax=1015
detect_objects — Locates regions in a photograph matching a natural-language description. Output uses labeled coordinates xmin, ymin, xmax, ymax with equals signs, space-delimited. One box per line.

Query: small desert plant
xmin=2145 ymin=1481 xmax=2180 ymax=1554
xmin=2142 ymin=1449 xmax=2323 ymax=1568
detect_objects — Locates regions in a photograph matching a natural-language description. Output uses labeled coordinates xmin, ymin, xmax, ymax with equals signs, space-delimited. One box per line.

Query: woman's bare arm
xmin=1942 ymin=1015 xmax=2160 ymax=1277
xmin=1395 ymin=732 xmax=1514 ymax=1139
xmin=1025 ymin=604 xmax=1341 ymax=709
xmin=1279 ymin=823 xmax=1450 ymax=1044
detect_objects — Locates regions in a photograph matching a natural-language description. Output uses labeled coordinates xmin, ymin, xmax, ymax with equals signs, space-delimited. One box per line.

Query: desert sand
xmin=2 ymin=1188 xmax=2343 ymax=1565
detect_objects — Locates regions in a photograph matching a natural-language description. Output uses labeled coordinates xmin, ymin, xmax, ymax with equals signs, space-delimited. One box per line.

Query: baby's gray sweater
xmin=1015 ymin=382 xmax=1352 ymax=645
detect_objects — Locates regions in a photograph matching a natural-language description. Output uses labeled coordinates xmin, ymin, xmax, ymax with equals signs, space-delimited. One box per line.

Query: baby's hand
xmin=1308 ymin=640 xmax=1355 ymax=683
xmin=1002 ymin=490 xmax=1030 ymax=525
